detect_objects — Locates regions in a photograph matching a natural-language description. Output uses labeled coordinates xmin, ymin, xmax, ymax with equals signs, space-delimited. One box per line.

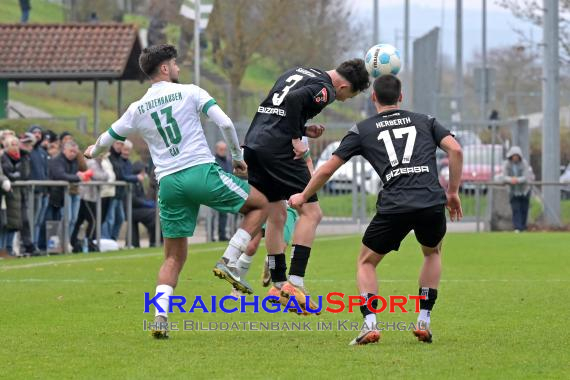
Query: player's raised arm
xmin=289 ymin=127 xmax=362 ymax=208
xmin=205 ymin=103 xmax=246 ymax=175
xmin=84 ymin=130 xmax=116 ymax=158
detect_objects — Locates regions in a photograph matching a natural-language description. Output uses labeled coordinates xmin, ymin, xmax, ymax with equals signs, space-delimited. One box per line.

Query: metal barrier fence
xmin=12 ymin=180 xmax=161 ymax=254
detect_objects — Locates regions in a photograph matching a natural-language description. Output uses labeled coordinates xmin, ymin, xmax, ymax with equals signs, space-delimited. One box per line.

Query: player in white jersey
xmin=84 ymin=44 xmax=268 ymax=339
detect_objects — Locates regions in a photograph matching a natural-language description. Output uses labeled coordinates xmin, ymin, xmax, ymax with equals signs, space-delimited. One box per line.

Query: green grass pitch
xmin=1 ymin=233 xmax=568 ymax=379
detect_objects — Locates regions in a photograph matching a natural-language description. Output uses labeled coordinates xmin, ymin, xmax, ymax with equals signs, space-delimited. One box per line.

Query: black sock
xmin=360 ymin=293 xmax=378 ymax=317
xmin=268 ymin=254 xmax=287 ymax=283
xmin=289 ymin=245 xmax=311 ymax=277
xmin=419 ymin=287 xmax=438 ymax=311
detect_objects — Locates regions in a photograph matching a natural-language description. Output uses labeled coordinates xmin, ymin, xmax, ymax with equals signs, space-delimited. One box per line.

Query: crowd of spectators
xmin=0 ymin=125 xmax=159 ymax=258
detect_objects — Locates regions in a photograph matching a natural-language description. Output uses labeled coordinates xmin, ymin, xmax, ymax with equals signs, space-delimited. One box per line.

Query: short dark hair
xmin=139 ymin=44 xmax=178 ymax=78
xmin=373 ymin=75 xmax=401 ymax=105
xmin=335 ymin=59 xmax=370 ymax=93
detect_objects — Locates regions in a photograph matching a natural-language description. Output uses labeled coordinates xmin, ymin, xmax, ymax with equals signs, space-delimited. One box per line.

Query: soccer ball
xmin=364 ymin=44 xmax=401 ymax=79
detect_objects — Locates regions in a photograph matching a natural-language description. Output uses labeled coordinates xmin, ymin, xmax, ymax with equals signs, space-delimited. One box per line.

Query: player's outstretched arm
xmin=289 ymin=155 xmax=344 ymax=209
xmin=207 ymin=104 xmax=247 ymax=175
xmin=84 ymin=130 xmax=117 ymax=159
xmin=207 ymin=105 xmax=243 ymax=157
xmin=440 ymin=135 xmax=463 ymax=221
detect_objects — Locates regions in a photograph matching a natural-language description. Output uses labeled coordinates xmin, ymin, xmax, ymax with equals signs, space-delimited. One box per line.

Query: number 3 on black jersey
xmin=272 ymin=74 xmax=303 ymax=106
xmin=377 ymin=126 xmax=417 ymax=167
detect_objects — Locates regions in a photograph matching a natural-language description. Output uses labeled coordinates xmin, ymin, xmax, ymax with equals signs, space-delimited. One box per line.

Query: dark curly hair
xmin=138 ymin=44 xmax=178 ymax=78
xmin=336 ymin=58 xmax=370 ymax=93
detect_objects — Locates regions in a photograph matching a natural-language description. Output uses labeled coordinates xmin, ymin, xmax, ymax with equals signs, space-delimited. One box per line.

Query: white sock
xmin=154 ymin=284 xmax=173 ymax=318
xmin=365 ymin=313 xmax=377 ymax=328
xmin=273 ymin=281 xmax=285 ymax=289
xmin=222 ymin=229 xmax=251 ymax=266
xmin=418 ymin=309 xmax=431 ymax=326
xmin=289 ymin=275 xmax=304 ymax=287
xmin=236 ymin=253 xmax=254 ymax=278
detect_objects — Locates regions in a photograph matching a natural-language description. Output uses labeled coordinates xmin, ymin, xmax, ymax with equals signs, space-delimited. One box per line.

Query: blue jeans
xmin=510 ymin=194 xmax=530 ymax=231
xmin=34 ymin=193 xmax=49 ymax=249
xmin=0 ymin=228 xmax=7 ymax=250
xmin=67 ymin=194 xmax=81 ymax=235
xmin=3 ymin=230 xmax=16 ymax=255
xmin=102 ymin=198 xmax=125 ymax=240
xmin=20 ymin=9 xmax=29 ymax=23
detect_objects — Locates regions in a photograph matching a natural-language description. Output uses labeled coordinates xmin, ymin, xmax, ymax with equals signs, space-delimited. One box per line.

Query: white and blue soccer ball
xmin=364 ymin=44 xmax=402 ymax=79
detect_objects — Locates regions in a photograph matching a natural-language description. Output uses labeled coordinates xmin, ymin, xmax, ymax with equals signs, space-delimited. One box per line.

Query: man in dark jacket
xmin=48 ymin=141 xmax=88 ymax=238
xmin=211 ymin=141 xmax=232 ymax=241
xmin=28 ymin=125 xmax=49 ymax=252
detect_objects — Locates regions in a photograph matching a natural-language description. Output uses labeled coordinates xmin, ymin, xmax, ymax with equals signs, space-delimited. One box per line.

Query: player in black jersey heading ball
xmin=243 ymin=60 xmax=370 ymax=310
xmin=289 ymin=74 xmax=463 ymax=345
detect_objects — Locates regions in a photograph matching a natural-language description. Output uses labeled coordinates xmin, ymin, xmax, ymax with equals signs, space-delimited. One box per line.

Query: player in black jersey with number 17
xmin=242 ymin=60 xmax=370 ymax=310
xmin=289 ymin=75 xmax=463 ymax=345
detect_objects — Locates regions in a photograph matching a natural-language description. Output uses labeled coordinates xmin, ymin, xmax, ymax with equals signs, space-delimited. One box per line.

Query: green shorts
xmin=158 ymin=163 xmax=250 ymax=238
xmin=262 ymin=206 xmax=299 ymax=246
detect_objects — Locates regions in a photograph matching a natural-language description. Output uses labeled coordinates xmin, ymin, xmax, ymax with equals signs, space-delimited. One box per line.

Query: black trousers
xmin=71 ymin=198 xmax=111 ymax=249
xmin=20 ymin=192 xmax=34 ymax=251
xmin=131 ymin=208 xmax=158 ymax=248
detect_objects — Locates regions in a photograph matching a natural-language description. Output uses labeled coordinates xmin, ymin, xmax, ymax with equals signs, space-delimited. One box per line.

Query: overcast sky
xmin=350 ymin=0 xmax=542 ymax=63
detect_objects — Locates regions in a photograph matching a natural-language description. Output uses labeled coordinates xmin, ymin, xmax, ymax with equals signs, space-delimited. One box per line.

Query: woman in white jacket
xmin=71 ymin=153 xmax=115 ymax=252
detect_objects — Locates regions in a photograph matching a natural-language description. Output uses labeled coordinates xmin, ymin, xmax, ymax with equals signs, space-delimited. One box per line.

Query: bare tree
xmin=261 ymin=0 xmax=361 ymax=70
xmin=206 ymin=0 xmax=292 ymax=119
xmin=487 ymin=45 xmax=542 ymax=117
xmin=497 ymin=0 xmax=570 ymax=63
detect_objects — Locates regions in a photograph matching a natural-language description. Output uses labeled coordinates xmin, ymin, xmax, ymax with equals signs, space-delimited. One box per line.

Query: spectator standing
xmin=102 ymin=140 xmax=140 ymax=241
xmin=1 ymin=134 xmax=34 ymax=255
xmin=71 ymin=158 xmax=108 ymax=253
xmin=501 ymin=146 xmax=534 ymax=232
xmin=48 ymin=141 xmax=89 ymax=236
xmin=99 ymin=151 xmax=116 ymax=229
xmin=102 ymin=141 xmax=124 ymax=239
xmin=28 ymin=125 xmax=50 ymax=252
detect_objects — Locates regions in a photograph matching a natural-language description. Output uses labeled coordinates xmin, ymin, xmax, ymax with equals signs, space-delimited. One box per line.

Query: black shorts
xmin=244 ymin=147 xmax=318 ymax=203
xmin=362 ymin=205 xmax=447 ymax=255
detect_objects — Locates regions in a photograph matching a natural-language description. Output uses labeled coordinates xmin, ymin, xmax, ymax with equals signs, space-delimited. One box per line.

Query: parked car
xmin=315 ymin=141 xmax=382 ymax=194
xmin=439 ymin=144 xmax=504 ymax=192
xmin=436 ymin=130 xmax=483 ymax=171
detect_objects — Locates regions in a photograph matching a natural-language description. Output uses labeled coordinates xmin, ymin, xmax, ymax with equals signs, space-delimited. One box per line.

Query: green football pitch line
xmin=1 ymin=233 xmax=568 ymax=379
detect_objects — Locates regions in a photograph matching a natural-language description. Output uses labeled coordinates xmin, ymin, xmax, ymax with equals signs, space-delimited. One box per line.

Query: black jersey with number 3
xmin=244 ymin=67 xmax=335 ymax=155
xmin=334 ymin=109 xmax=451 ymax=214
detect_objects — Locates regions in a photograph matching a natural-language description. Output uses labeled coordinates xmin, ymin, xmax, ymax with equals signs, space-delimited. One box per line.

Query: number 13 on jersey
xmin=377 ymin=126 xmax=417 ymax=167
xmin=151 ymin=105 xmax=182 ymax=157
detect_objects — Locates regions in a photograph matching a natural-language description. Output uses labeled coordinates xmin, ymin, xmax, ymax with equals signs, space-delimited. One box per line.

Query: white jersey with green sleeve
xmin=108 ymin=81 xmax=218 ymax=181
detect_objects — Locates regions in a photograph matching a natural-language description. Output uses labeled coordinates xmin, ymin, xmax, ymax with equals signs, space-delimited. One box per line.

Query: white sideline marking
xmin=0 ymin=235 xmax=355 ymax=271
